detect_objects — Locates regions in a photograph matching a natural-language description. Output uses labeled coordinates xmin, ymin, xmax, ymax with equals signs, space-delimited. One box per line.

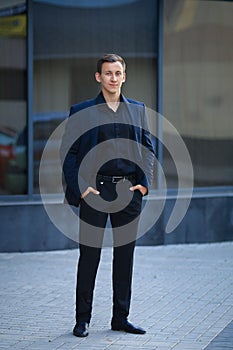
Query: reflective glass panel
xmin=163 ymin=0 xmax=233 ymax=187
xmin=0 ymin=1 xmax=27 ymax=195
xmin=33 ymin=0 xmax=158 ymax=193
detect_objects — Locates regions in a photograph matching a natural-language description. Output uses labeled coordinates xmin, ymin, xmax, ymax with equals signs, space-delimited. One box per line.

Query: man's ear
xmin=95 ymin=72 xmax=101 ymax=83
xmin=123 ymin=72 xmax=126 ymax=83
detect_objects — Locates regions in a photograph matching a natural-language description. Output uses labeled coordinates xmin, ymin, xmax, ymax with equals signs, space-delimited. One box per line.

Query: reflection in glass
xmin=33 ymin=0 xmax=158 ymax=193
xmin=0 ymin=2 xmax=27 ymax=195
xmin=163 ymin=0 xmax=233 ymax=187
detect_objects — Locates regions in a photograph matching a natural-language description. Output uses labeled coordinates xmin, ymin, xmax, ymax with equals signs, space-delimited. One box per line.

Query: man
xmin=61 ymin=54 xmax=155 ymax=337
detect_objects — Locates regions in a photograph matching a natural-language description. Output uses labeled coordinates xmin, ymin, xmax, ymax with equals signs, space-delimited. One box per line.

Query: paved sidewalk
xmin=0 ymin=242 xmax=233 ymax=350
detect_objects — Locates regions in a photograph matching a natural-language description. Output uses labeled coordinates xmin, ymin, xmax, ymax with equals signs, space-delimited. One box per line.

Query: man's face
xmin=95 ymin=61 xmax=126 ymax=96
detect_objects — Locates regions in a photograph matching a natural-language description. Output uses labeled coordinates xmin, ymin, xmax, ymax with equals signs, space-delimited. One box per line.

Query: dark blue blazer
xmin=61 ymin=92 xmax=155 ymax=207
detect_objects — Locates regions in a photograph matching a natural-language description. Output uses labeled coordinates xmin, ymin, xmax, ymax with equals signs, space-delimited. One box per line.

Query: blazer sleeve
xmin=140 ymin=105 xmax=156 ymax=194
xmin=60 ymin=106 xmax=89 ymax=206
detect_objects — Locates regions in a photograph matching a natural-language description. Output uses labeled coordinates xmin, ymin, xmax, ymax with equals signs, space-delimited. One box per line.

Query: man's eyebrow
xmin=104 ymin=70 xmax=122 ymax=73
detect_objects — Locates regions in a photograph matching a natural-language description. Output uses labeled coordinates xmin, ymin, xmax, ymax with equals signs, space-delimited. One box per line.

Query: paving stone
xmin=0 ymin=243 xmax=233 ymax=349
xmin=204 ymin=320 xmax=233 ymax=349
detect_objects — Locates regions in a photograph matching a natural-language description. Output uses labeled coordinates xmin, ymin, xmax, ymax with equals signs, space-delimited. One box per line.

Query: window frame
xmin=0 ymin=0 xmax=232 ymax=205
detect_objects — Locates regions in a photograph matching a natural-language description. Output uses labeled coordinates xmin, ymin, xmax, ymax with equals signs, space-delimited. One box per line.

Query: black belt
xmin=97 ymin=174 xmax=136 ymax=183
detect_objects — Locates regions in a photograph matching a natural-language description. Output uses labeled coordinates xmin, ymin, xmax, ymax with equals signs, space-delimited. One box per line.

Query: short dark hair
xmin=97 ymin=54 xmax=126 ymax=74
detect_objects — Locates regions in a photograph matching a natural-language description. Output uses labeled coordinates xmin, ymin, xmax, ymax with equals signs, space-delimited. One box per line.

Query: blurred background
xmin=0 ymin=0 xmax=232 ymax=251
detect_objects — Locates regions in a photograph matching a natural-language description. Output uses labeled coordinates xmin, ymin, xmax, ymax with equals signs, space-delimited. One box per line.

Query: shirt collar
xmin=96 ymin=91 xmax=128 ymax=105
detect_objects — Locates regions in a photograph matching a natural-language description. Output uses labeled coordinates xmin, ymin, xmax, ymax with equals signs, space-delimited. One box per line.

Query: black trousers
xmin=76 ymin=176 xmax=143 ymax=323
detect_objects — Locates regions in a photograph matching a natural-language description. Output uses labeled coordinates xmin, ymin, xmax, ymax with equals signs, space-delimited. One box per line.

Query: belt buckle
xmin=112 ymin=176 xmax=124 ymax=183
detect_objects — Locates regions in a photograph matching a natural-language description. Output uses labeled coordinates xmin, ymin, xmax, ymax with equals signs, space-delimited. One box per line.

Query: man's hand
xmin=81 ymin=187 xmax=100 ymax=199
xmin=129 ymin=184 xmax=147 ymax=196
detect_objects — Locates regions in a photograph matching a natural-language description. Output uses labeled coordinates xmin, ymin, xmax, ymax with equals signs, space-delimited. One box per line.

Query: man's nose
xmin=111 ymin=74 xmax=117 ymax=81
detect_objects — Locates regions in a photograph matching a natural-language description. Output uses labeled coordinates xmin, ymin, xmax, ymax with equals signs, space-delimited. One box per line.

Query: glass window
xmin=163 ymin=0 xmax=233 ymax=188
xmin=0 ymin=1 xmax=27 ymax=195
xmin=33 ymin=0 xmax=158 ymax=193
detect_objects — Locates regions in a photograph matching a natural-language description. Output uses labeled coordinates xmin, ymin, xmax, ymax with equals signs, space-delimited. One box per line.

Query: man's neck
xmin=102 ymin=90 xmax=121 ymax=112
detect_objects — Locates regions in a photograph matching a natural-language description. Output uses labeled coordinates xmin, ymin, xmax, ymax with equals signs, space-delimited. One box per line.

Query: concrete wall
xmin=1 ymin=196 xmax=233 ymax=252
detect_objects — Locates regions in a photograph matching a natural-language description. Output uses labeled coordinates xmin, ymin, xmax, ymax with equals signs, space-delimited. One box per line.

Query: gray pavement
xmin=0 ymin=242 xmax=233 ymax=350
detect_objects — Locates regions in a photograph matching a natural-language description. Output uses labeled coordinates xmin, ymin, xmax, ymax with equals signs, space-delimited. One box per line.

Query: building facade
xmin=0 ymin=0 xmax=232 ymax=251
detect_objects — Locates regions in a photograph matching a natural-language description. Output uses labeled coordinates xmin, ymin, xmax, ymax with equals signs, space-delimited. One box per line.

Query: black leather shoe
xmin=73 ymin=322 xmax=89 ymax=337
xmin=111 ymin=320 xmax=146 ymax=334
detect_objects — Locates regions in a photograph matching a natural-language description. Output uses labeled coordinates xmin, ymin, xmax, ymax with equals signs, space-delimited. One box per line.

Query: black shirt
xmin=97 ymin=102 xmax=138 ymax=176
